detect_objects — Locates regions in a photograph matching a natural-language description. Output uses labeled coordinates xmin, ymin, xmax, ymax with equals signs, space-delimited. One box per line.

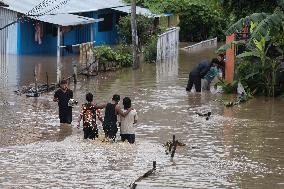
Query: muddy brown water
xmin=0 ymin=47 xmax=283 ymax=188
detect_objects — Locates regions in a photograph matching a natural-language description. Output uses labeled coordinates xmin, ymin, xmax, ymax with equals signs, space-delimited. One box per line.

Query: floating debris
xmin=195 ymin=111 xmax=211 ymax=120
xmin=216 ymin=93 xmax=253 ymax=107
xmin=26 ymin=92 xmax=40 ymax=97
xmin=14 ymin=84 xmax=57 ymax=97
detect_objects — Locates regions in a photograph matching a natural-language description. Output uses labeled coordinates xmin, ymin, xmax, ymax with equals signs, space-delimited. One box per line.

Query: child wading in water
xmin=103 ymin=94 xmax=132 ymax=142
xmin=77 ymin=93 xmax=104 ymax=140
xmin=118 ymin=97 xmax=138 ymax=144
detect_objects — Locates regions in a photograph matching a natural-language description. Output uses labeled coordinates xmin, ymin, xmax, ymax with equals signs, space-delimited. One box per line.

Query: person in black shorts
xmin=103 ymin=94 xmax=132 ymax=142
xmin=53 ymin=80 xmax=73 ymax=124
xmin=186 ymin=55 xmax=224 ymax=92
xmin=118 ymin=97 xmax=138 ymax=144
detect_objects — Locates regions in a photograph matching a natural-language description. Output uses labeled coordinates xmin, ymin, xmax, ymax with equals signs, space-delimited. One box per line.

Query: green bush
xmin=144 ymin=35 xmax=158 ymax=63
xmin=235 ymin=59 xmax=261 ymax=93
xmin=114 ymin=44 xmax=133 ymax=67
xmin=93 ymin=45 xmax=133 ymax=68
xmin=179 ymin=3 xmax=225 ymax=42
xmin=117 ymin=15 xmax=160 ymax=50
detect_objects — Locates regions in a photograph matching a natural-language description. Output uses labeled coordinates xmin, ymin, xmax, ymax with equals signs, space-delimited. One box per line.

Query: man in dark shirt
xmin=53 ymin=80 xmax=73 ymax=124
xmin=186 ymin=56 xmax=223 ymax=92
xmin=103 ymin=94 xmax=132 ymax=142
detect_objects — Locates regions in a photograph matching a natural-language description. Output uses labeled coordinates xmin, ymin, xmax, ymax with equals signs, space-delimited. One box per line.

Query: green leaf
xmin=225 ymin=13 xmax=268 ymax=35
xmin=216 ymin=40 xmax=246 ymax=53
xmin=245 ymin=71 xmax=260 ymax=80
xmin=236 ymin=51 xmax=261 ymax=58
xmin=278 ymin=0 xmax=284 ymax=9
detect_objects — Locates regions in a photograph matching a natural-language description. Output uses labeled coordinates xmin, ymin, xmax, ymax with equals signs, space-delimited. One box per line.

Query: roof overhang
xmin=1 ymin=0 xmax=118 ymax=26
xmin=29 ymin=14 xmax=97 ymax=26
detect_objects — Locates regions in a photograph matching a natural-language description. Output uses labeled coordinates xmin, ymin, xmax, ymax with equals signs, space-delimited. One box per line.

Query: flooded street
xmin=0 ymin=47 xmax=283 ymax=188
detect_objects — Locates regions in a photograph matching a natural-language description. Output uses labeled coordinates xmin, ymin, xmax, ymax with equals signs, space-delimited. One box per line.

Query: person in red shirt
xmin=77 ymin=93 xmax=104 ymax=139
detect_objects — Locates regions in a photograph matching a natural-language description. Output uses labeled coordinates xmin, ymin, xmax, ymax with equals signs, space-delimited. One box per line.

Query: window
xmin=98 ymin=14 xmax=113 ymax=32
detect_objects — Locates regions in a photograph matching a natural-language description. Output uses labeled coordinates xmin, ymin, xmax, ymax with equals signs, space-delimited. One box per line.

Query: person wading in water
xmin=77 ymin=92 xmax=104 ymax=140
xmin=53 ymin=80 xmax=73 ymax=125
xmin=118 ymin=97 xmax=138 ymax=144
xmin=103 ymin=94 xmax=132 ymax=142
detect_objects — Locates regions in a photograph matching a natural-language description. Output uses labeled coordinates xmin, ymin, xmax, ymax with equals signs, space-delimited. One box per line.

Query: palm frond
xmin=249 ymin=10 xmax=284 ymax=44
xmin=216 ymin=40 xmax=246 ymax=53
xmin=226 ymin=13 xmax=268 ymax=35
xmin=278 ymin=0 xmax=284 ymax=9
xmin=236 ymin=51 xmax=261 ymax=58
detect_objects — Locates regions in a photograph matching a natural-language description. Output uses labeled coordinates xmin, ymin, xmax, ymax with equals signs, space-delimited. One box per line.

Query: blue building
xmin=0 ymin=0 xmax=128 ymax=55
xmin=1 ymin=0 xmax=174 ymax=56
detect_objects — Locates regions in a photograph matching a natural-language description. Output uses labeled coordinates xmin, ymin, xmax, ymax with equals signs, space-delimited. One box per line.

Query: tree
xmin=117 ymin=15 xmax=156 ymax=50
xmin=221 ymin=0 xmax=278 ymax=23
xmin=179 ymin=3 xmax=225 ymax=41
xmin=124 ymin=0 xmax=226 ymax=41
xmin=219 ymin=0 xmax=284 ymax=96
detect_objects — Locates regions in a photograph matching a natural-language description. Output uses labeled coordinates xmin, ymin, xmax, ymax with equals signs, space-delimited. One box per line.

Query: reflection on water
xmin=0 ymin=54 xmax=8 ymax=89
xmin=156 ymin=55 xmax=178 ymax=83
xmin=0 ymin=54 xmax=17 ymax=90
xmin=0 ymin=48 xmax=283 ymax=188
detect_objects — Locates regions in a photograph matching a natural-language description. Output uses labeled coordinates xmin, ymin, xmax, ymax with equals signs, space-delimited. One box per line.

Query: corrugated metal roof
xmin=2 ymin=0 xmax=125 ymax=14
xmin=30 ymin=14 xmax=96 ymax=26
xmin=2 ymin=0 xmax=124 ymax=26
xmin=112 ymin=6 xmax=159 ymax=17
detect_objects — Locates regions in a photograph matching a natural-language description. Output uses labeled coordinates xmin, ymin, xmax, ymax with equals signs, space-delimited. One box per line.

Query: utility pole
xmin=131 ymin=0 xmax=139 ymax=69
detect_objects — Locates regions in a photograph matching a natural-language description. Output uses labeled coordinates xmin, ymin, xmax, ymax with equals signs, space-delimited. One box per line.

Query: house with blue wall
xmin=17 ymin=8 xmax=123 ymax=55
xmin=1 ymin=0 xmax=174 ymax=56
xmin=1 ymin=0 xmax=127 ymax=55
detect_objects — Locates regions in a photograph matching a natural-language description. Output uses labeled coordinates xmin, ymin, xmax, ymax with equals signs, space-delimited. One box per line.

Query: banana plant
xmin=236 ymin=31 xmax=279 ymax=96
xmin=216 ymin=0 xmax=284 ymax=96
xmin=218 ymin=0 xmax=284 ymax=52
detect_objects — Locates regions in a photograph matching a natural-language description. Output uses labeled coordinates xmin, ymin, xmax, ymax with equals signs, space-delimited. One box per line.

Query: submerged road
xmin=0 ymin=48 xmax=283 ymax=188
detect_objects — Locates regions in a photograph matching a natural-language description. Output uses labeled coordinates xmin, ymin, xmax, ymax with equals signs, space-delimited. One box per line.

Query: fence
xmin=182 ymin=37 xmax=217 ymax=52
xmin=156 ymin=27 xmax=180 ymax=61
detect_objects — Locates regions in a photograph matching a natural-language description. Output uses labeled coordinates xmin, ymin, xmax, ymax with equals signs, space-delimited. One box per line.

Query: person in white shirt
xmin=118 ymin=97 xmax=138 ymax=144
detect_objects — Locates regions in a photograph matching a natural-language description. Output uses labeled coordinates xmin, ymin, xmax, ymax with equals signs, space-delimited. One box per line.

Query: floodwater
xmin=0 ymin=47 xmax=283 ymax=189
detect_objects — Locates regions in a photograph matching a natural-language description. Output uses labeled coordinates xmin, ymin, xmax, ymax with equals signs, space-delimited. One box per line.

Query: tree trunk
xmin=131 ymin=0 xmax=139 ymax=69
